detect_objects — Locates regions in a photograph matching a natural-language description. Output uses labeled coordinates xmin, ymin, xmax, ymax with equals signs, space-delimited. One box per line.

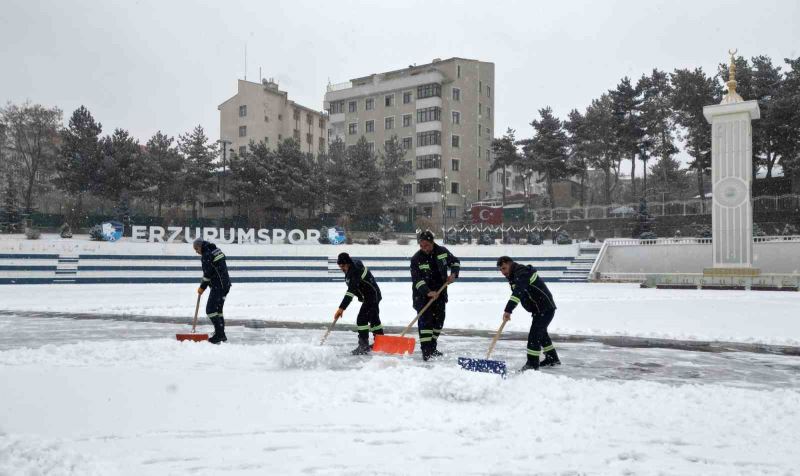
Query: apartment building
xmin=324 ymin=57 xmax=494 ymax=229
xmin=218 ymin=79 xmax=328 ymax=158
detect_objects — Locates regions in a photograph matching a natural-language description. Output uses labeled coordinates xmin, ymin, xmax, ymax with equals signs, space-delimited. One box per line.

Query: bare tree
xmin=1 ymin=102 xmax=63 ymax=212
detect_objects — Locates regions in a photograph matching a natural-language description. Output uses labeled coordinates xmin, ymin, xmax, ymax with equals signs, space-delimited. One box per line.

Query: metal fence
xmin=536 ymin=195 xmax=800 ymax=222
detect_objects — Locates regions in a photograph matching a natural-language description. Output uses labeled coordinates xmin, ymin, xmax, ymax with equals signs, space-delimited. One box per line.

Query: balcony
xmin=416 ymin=120 xmax=442 ymax=133
xmin=416 ymin=96 xmax=443 ymax=109
xmin=329 ymin=112 xmax=345 ymax=123
xmin=415 ymin=192 xmax=442 ymax=204
xmin=415 ymin=168 xmax=442 ymax=180
xmin=416 ymin=145 xmax=442 ymax=156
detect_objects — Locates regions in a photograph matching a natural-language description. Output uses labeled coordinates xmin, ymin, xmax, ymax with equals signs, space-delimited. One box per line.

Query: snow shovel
xmin=319 ymin=317 xmax=339 ymax=345
xmin=458 ymin=320 xmax=508 ymax=376
xmin=373 ymin=283 xmax=448 ymax=355
xmin=176 ymin=293 xmax=209 ymax=342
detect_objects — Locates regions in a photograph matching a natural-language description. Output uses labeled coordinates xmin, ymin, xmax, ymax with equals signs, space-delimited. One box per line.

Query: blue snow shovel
xmin=458 ymin=320 xmax=508 ymax=376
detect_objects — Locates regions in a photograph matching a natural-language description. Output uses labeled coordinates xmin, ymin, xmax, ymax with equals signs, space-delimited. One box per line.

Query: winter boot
xmin=518 ymin=357 xmax=540 ymax=373
xmin=351 ymin=336 xmax=371 ymax=355
xmin=540 ymin=348 xmax=561 ymax=367
xmin=421 ymin=342 xmax=435 ymax=362
xmin=208 ymin=317 xmax=227 ymax=344
xmin=430 ymin=338 xmax=443 ymax=358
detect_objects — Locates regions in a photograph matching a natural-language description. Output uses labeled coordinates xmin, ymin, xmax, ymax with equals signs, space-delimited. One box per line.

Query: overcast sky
xmin=2 ymin=0 xmax=798 ymax=159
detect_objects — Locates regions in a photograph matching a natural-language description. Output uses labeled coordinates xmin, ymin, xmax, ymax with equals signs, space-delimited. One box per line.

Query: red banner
xmin=471 ymin=206 xmax=503 ymax=225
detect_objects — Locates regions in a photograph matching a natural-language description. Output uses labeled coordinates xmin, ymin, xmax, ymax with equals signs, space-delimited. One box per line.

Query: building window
xmin=479 ymin=103 xmax=482 ymax=114
xmin=403 ymin=184 xmax=413 ymax=197
xmin=403 ymin=91 xmax=412 ymax=104
xmin=307 ymin=114 xmax=313 ymax=125
xmin=417 ymin=83 xmax=441 ymax=99
xmin=293 ymin=110 xmax=300 ymax=120
xmin=417 ymin=179 xmax=442 ymax=193
xmin=367 ymin=142 xmax=375 ymax=154
xmin=416 ymin=154 xmax=441 ymax=169
xmin=264 ymin=136 xmax=269 ymax=144
xmin=239 ymin=105 xmax=247 ymax=117
xmin=478 ymin=148 xmax=482 ymax=158
xmin=479 ymin=81 xmax=482 ymax=93
xmin=486 ymin=127 xmax=491 ymax=136
xmin=451 ymin=182 xmax=459 ymax=194
xmin=446 ymin=206 xmax=457 ymax=218
xmin=327 ymin=128 xmax=332 ymax=138
xmin=264 ymin=115 xmax=269 ymax=122
xmin=478 ymin=168 xmax=482 ymax=179
xmin=366 ymin=120 xmax=375 ymax=133
xmin=319 ymin=137 xmax=325 ymax=151
xmin=385 ymin=94 xmax=394 ymax=107
xmin=403 ymin=160 xmax=412 ymax=172
xmin=239 ymin=126 xmax=247 ymax=137
xmin=238 ymin=145 xmax=246 ymax=156
xmin=423 ymin=206 xmax=433 ymax=218
xmin=278 ymin=114 xmax=283 ymax=121
xmin=319 ymin=118 xmax=325 ymax=128
xmin=451 ymin=159 xmax=460 ymax=171
xmin=487 ymin=106 xmax=491 ymax=119
xmin=487 ymin=148 xmax=491 ymax=160
xmin=330 ymin=101 xmax=344 ymax=114
xmin=457 ymin=65 xmax=461 ymax=78
xmin=452 ymin=87 xmax=460 ymax=101
xmin=348 ymin=123 xmax=358 ymax=135
xmin=416 ymin=107 xmax=441 ymax=123
xmin=417 ymin=131 xmax=441 ymax=147
xmin=278 ymin=134 xmax=282 ymax=141
xmin=385 ymin=117 xmax=394 ymax=130
xmin=348 ymin=101 xmax=357 ymax=113
xmin=478 ymin=125 xmax=482 ymax=137
xmin=402 ymin=137 xmax=413 ymax=149
xmin=306 ymin=133 xmax=313 ymax=144
xmin=452 ymin=135 xmax=460 ymax=148
xmin=366 ymin=98 xmax=374 ymax=110
xmin=487 ymin=85 xmax=491 ymax=98
xmin=452 ymin=111 xmax=460 ymax=124
xmin=293 ymin=129 xmax=300 ymax=140
xmin=403 ymin=114 xmax=412 ymax=127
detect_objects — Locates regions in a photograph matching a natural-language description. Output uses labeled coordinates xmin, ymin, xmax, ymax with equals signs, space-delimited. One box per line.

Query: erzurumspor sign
xmin=131 ymin=226 xmax=320 ymax=244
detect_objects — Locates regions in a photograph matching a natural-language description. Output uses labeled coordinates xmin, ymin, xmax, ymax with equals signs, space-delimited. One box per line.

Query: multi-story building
xmin=324 ymin=57 xmax=494 ymax=230
xmin=218 ymin=78 xmax=328 ymax=158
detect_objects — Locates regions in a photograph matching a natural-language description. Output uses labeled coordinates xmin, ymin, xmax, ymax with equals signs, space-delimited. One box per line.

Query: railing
xmin=326 ymin=81 xmax=352 ymax=92
xmin=535 ymin=194 xmax=800 ymax=222
xmin=603 ymin=235 xmax=800 ymax=247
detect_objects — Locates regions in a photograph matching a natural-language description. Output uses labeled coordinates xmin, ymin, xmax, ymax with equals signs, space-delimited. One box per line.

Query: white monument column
xmin=703 ymin=50 xmax=760 ymax=275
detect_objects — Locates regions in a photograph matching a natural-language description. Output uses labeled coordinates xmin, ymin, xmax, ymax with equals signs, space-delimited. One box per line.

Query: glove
xmin=197 ymin=287 xmax=205 ymax=295
xmin=503 ymin=312 xmax=511 ymax=322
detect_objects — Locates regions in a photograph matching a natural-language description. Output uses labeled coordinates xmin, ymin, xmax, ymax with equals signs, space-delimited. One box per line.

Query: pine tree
xmin=583 ymin=95 xmax=623 ymax=204
xmin=564 ymin=109 xmax=590 ymax=206
xmin=327 ymin=137 xmax=354 ymax=215
xmin=95 ymin=129 xmax=147 ymax=203
xmin=519 ymin=107 xmax=570 ymax=208
xmin=346 ymin=137 xmax=382 ymax=223
xmin=777 ymin=57 xmax=800 ymax=174
xmin=144 ymin=131 xmax=184 ymax=218
xmin=178 ymin=125 xmax=216 ymax=220
xmin=609 ymin=77 xmax=644 ymax=201
xmin=490 ymin=129 xmax=521 ymax=208
xmin=381 ymin=135 xmax=410 ymax=227
xmin=638 ymin=69 xmax=677 ymax=199
xmin=671 ymin=67 xmax=721 ymax=203
xmin=274 ymin=138 xmax=313 ymax=218
xmin=0 ymin=175 xmax=22 ymax=233
xmin=56 ymin=106 xmax=102 ymax=224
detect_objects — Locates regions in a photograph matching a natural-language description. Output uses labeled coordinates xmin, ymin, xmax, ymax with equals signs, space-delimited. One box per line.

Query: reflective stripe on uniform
xmin=370 ymin=324 xmax=383 ymax=332
xmin=419 ymin=264 xmax=431 ymax=270
xmin=356 ymin=324 xmax=371 ymax=331
xmin=527 ymin=348 xmax=542 ymax=356
xmin=432 ymin=329 xmax=442 ymax=334
xmin=213 ymin=253 xmax=225 ymax=262
xmin=207 ymin=312 xmax=221 ymax=318
xmin=361 ymin=267 xmax=368 ymax=279
xmin=202 ymin=277 xmax=211 ymax=282
xmin=451 ymin=262 xmax=460 ymax=267
xmin=420 ymin=330 xmax=434 ymax=335
xmin=542 ymin=344 xmax=555 ymax=352
xmin=509 ymin=296 xmax=521 ymax=304
xmin=419 ymin=337 xmax=433 ymax=343
xmin=529 ymin=272 xmax=539 ymax=284
xmin=415 ymin=280 xmax=427 ymax=289
xmin=345 ymin=292 xmax=355 ymax=298
xmin=437 ymin=253 xmax=448 ymax=260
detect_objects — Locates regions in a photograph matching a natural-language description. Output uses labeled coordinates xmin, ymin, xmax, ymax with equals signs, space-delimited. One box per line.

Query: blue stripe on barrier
xmin=76 ymin=265 xmax=329 ymax=271
xmin=0 ymin=265 xmax=59 ymax=271
xmin=0 ymin=276 xmax=585 ymax=285
xmin=77 ymin=255 xmax=328 ymax=261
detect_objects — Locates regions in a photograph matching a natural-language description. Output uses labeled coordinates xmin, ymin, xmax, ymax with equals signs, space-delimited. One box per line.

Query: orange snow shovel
xmin=373 ymin=283 xmax=448 ymax=355
xmin=176 ymin=294 xmax=209 ymax=342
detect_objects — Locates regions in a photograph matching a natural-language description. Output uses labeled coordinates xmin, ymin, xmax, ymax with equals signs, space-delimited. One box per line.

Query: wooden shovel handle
xmin=319 ymin=317 xmax=338 ymax=345
xmin=486 ymin=320 xmax=508 ymax=359
xmin=191 ymin=293 xmax=201 ymax=333
xmin=401 ymin=283 xmax=449 ymax=337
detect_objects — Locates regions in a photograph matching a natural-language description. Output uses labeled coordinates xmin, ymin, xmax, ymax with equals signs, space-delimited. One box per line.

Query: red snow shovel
xmin=373 ymin=283 xmax=448 ymax=355
xmin=176 ymin=294 xmax=209 ymax=342
xmin=458 ymin=320 xmax=508 ymax=376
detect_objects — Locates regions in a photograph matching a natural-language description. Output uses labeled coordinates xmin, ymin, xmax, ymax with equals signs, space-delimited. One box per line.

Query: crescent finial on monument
xmin=722 ymin=48 xmax=743 ymax=104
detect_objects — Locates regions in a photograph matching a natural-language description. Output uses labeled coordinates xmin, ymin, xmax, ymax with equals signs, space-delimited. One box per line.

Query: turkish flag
xmin=472 ymin=206 xmax=502 ymax=225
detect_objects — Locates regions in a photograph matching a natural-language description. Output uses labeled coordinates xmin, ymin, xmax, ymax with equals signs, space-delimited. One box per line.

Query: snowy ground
xmin=2 ymin=282 xmax=800 ymax=346
xmin=1 ymin=315 xmax=799 ymax=475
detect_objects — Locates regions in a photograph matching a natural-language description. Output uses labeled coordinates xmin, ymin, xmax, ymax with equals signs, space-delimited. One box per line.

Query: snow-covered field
xmin=2 ymin=282 xmax=800 ymax=346
xmin=1 ymin=315 xmax=799 ymax=475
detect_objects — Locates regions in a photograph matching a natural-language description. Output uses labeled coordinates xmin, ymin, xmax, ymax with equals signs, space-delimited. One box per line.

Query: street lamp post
xmin=218 ymin=139 xmax=232 ymax=220
xmin=440 ymin=174 xmax=448 ymax=239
